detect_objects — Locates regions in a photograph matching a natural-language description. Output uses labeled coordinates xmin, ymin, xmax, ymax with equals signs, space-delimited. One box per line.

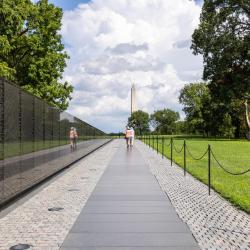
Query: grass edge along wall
xmin=141 ymin=136 xmax=250 ymax=214
xmin=0 ymin=77 xmax=110 ymax=206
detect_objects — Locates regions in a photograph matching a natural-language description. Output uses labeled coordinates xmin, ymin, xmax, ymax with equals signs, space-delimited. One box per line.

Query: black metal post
xmin=153 ymin=135 xmax=155 ymax=149
xmin=162 ymin=137 xmax=164 ymax=158
xmin=184 ymin=140 xmax=186 ymax=176
xmin=171 ymin=138 xmax=173 ymax=166
xmin=157 ymin=134 xmax=159 ymax=154
xmin=208 ymin=144 xmax=211 ymax=195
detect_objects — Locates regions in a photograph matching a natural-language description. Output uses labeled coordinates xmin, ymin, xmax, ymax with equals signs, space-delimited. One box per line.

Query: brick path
xmin=137 ymin=140 xmax=250 ymax=250
xmin=0 ymin=139 xmax=249 ymax=250
xmin=0 ymin=140 xmax=118 ymax=250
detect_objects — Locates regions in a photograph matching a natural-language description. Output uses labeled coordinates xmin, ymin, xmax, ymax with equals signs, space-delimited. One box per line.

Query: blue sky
xmin=50 ymin=0 xmax=203 ymax=11
xmin=58 ymin=0 xmax=204 ymax=133
xmin=49 ymin=0 xmax=90 ymax=10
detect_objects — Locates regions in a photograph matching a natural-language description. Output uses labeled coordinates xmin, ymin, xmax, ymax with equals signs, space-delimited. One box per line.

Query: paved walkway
xmin=0 ymin=140 xmax=118 ymax=250
xmin=60 ymin=143 xmax=198 ymax=249
xmin=137 ymin=140 xmax=250 ymax=250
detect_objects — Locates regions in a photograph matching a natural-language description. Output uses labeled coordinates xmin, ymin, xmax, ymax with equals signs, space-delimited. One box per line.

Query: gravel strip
xmin=0 ymin=140 xmax=118 ymax=250
xmin=136 ymin=140 xmax=250 ymax=250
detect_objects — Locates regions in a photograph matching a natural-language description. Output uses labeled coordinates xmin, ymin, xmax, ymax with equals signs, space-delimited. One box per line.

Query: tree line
xmin=0 ymin=0 xmax=72 ymax=110
xmin=127 ymin=109 xmax=186 ymax=136
xmin=128 ymin=0 xmax=250 ymax=139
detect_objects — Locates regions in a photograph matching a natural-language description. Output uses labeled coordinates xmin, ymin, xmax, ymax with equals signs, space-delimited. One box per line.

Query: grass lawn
xmin=142 ymin=136 xmax=250 ymax=214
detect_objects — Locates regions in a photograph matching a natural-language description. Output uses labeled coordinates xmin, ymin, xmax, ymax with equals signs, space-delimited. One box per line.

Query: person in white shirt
xmin=125 ymin=127 xmax=135 ymax=148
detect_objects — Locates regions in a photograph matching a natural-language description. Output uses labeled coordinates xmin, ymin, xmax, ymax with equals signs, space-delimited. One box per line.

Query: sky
xmin=40 ymin=0 xmax=204 ymax=133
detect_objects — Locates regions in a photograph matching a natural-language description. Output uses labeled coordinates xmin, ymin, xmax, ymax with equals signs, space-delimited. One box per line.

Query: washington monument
xmin=131 ymin=83 xmax=138 ymax=114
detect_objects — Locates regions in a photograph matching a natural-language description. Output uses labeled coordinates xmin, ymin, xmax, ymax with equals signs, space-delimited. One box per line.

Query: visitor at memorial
xmin=125 ymin=126 xmax=135 ymax=148
xmin=70 ymin=127 xmax=78 ymax=151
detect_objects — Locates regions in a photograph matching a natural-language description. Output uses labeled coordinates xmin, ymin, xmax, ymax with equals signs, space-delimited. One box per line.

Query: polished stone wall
xmin=0 ymin=78 xmax=109 ymax=206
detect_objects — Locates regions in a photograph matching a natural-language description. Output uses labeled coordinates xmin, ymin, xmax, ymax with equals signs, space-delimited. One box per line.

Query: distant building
xmin=131 ymin=83 xmax=138 ymax=114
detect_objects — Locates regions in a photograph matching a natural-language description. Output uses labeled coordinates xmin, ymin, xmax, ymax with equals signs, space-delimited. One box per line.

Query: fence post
xmin=162 ymin=137 xmax=164 ymax=159
xmin=208 ymin=144 xmax=211 ymax=195
xmin=153 ymin=135 xmax=155 ymax=149
xmin=157 ymin=134 xmax=159 ymax=154
xmin=171 ymin=138 xmax=173 ymax=166
xmin=184 ymin=140 xmax=186 ymax=176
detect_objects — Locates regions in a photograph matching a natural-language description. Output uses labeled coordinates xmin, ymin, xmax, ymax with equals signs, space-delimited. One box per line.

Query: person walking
xmin=69 ymin=127 xmax=78 ymax=151
xmin=125 ymin=126 xmax=135 ymax=148
xmin=130 ymin=127 xmax=135 ymax=147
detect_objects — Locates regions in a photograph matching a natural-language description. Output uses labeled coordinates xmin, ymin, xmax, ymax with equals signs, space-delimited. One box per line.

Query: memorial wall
xmin=0 ymin=78 xmax=110 ymax=206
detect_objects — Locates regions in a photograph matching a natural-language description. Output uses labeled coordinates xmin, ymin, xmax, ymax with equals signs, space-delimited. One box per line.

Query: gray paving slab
xmin=76 ymin=213 xmax=181 ymax=222
xmin=60 ymin=142 xmax=199 ymax=249
xmin=60 ymin=247 xmax=200 ymax=250
xmin=85 ymin=201 xmax=172 ymax=207
xmin=70 ymin=222 xmax=190 ymax=233
xmin=88 ymin=194 xmax=168 ymax=201
xmin=62 ymin=232 xmax=197 ymax=247
xmin=82 ymin=206 xmax=176 ymax=214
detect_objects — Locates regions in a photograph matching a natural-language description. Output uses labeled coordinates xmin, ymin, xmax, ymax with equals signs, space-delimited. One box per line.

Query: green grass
xmin=142 ymin=136 xmax=250 ymax=214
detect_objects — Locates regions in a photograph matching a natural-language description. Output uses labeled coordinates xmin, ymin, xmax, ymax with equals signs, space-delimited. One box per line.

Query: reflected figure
xmin=70 ymin=127 xmax=78 ymax=151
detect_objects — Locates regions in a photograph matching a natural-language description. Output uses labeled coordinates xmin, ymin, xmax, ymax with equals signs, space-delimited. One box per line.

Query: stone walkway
xmin=0 ymin=140 xmax=118 ymax=250
xmin=137 ymin=140 xmax=250 ymax=250
xmin=60 ymin=141 xmax=198 ymax=249
xmin=0 ymin=139 xmax=249 ymax=250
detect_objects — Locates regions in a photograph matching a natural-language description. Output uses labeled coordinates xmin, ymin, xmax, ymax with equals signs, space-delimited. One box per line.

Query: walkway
xmin=60 ymin=143 xmax=198 ymax=249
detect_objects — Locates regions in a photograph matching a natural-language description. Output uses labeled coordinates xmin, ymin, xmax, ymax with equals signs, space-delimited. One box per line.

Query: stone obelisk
xmin=131 ymin=83 xmax=137 ymax=114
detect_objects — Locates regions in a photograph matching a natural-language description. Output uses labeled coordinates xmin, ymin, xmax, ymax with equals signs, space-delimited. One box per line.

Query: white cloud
xmin=61 ymin=0 xmax=203 ymax=132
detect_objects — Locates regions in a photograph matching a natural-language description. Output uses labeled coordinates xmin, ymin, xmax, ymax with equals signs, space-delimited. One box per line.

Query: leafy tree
xmin=128 ymin=110 xmax=150 ymax=135
xmin=0 ymin=0 xmax=73 ymax=109
xmin=150 ymin=108 xmax=180 ymax=134
xmin=219 ymin=113 xmax=236 ymax=139
xmin=191 ymin=0 xmax=250 ymax=137
xmin=175 ymin=120 xmax=188 ymax=135
xmin=179 ymin=82 xmax=213 ymax=136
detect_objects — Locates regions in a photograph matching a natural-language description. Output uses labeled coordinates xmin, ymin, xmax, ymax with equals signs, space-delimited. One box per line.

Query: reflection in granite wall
xmin=0 ymin=78 xmax=109 ymax=206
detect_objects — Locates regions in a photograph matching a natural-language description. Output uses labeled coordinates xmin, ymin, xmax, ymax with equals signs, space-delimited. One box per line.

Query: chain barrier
xmin=211 ymin=149 xmax=250 ymax=176
xmin=186 ymin=145 xmax=208 ymax=161
xmin=141 ymin=135 xmax=250 ymax=181
xmin=172 ymin=141 xmax=184 ymax=154
xmin=164 ymin=139 xmax=171 ymax=147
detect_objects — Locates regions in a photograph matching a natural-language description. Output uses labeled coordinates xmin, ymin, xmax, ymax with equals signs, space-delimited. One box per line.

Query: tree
xmin=175 ymin=120 xmax=188 ymax=135
xmin=150 ymin=108 xmax=180 ymax=134
xmin=191 ymin=0 xmax=250 ymax=137
xmin=128 ymin=110 xmax=150 ymax=135
xmin=219 ymin=113 xmax=236 ymax=139
xmin=0 ymin=0 xmax=73 ymax=110
xmin=179 ymin=82 xmax=213 ymax=136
